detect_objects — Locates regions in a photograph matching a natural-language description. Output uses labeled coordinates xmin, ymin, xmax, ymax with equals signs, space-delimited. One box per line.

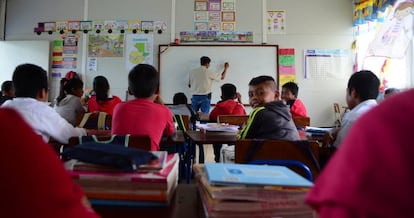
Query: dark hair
xmin=385 ymin=88 xmax=399 ymax=95
xmin=347 ymin=70 xmax=380 ymax=101
xmin=221 ymin=83 xmax=237 ymax=100
xmin=200 ymin=56 xmax=211 ymax=65
xmin=93 ymin=76 xmax=110 ymax=102
xmin=56 ymin=78 xmax=83 ymax=104
xmin=128 ymin=64 xmax=159 ymax=98
xmin=13 ymin=63 xmax=48 ymax=98
xmin=248 ymin=75 xmax=277 ymax=90
xmin=173 ymin=92 xmax=188 ymax=105
xmin=282 ymin=82 xmax=299 ymax=97
xmin=1 ymin=81 xmax=13 ymax=93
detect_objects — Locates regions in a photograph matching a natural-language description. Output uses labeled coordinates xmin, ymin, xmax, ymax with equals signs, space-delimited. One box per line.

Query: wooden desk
xmin=185 ymin=130 xmax=238 ymax=145
xmin=92 ymin=184 xmax=203 ymax=218
xmin=185 ymin=130 xmax=238 ymax=178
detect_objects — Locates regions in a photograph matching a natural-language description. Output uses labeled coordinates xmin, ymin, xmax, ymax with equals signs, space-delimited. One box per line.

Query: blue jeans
xmin=191 ymin=94 xmax=211 ymax=114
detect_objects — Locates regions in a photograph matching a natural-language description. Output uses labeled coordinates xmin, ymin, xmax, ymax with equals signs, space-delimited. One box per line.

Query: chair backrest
xmin=173 ymin=114 xmax=190 ymax=131
xmin=77 ymin=112 xmax=112 ymax=130
xmin=67 ymin=134 xmax=152 ymax=150
xmin=292 ymin=116 xmax=310 ymax=129
xmin=235 ymin=139 xmax=320 ymax=180
xmin=217 ymin=115 xmax=249 ymax=126
xmin=333 ymin=103 xmax=342 ymax=127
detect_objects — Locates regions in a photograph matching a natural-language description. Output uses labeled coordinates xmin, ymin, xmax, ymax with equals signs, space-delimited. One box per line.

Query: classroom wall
xmin=4 ymin=0 xmax=353 ymax=127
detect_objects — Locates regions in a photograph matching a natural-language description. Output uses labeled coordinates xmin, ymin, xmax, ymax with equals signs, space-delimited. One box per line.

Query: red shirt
xmin=209 ymin=99 xmax=246 ymax=121
xmin=111 ymin=98 xmax=175 ymax=151
xmin=87 ymin=95 xmax=122 ymax=115
xmin=0 ymin=108 xmax=100 ymax=218
xmin=290 ymin=98 xmax=308 ymax=118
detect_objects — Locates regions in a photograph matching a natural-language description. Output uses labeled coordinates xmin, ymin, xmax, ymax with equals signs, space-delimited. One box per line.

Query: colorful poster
xmin=125 ymin=34 xmax=154 ymax=70
xmin=278 ymin=48 xmax=296 ymax=85
xmin=88 ymin=34 xmax=125 ymax=57
xmin=267 ymin=10 xmax=286 ymax=34
xmin=367 ymin=0 xmax=413 ymax=59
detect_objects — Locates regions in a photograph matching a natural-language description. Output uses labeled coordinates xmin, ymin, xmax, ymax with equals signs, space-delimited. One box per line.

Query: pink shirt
xmin=306 ymin=89 xmax=414 ymax=218
xmin=111 ymin=98 xmax=175 ymax=150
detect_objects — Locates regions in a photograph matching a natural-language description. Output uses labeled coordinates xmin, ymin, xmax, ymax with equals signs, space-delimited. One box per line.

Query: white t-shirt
xmin=188 ymin=66 xmax=221 ymax=95
xmin=2 ymin=97 xmax=86 ymax=144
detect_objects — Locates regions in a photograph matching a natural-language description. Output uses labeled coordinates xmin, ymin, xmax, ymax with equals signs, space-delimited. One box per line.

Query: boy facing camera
xmin=239 ymin=75 xmax=299 ymax=140
xmin=111 ymin=64 xmax=175 ymax=151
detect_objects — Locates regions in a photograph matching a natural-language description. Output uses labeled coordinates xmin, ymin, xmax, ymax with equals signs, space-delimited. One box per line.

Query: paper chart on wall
xmin=304 ymin=49 xmax=351 ymax=80
xmin=125 ymin=34 xmax=154 ymax=70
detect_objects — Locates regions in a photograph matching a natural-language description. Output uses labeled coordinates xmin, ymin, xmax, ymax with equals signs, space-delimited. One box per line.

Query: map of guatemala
xmin=126 ymin=34 xmax=153 ymax=70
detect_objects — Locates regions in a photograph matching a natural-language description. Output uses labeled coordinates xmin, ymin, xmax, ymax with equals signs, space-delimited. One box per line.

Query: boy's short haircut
xmin=221 ymin=83 xmax=237 ymax=100
xmin=282 ymin=82 xmax=299 ymax=97
xmin=248 ymin=75 xmax=276 ymax=90
xmin=1 ymin=81 xmax=13 ymax=93
xmin=13 ymin=63 xmax=48 ymax=98
xmin=200 ymin=56 xmax=211 ymax=65
xmin=173 ymin=92 xmax=188 ymax=105
xmin=347 ymin=70 xmax=380 ymax=101
xmin=128 ymin=64 xmax=159 ymax=98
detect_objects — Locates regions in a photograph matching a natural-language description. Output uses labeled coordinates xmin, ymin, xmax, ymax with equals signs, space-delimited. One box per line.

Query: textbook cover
xmin=204 ymin=163 xmax=313 ymax=187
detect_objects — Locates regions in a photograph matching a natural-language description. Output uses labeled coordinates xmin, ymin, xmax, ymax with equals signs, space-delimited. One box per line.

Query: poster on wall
xmin=278 ymin=48 xmax=296 ymax=86
xmin=367 ymin=0 xmax=413 ymax=59
xmin=304 ymin=49 xmax=351 ymax=80
xmin=88 ymin=34 xmax=125 ymax=57
xmin=267 ymin=10 xmax=286 ymax=34
xmin=125 ymin=34 xmax=154 ymax=70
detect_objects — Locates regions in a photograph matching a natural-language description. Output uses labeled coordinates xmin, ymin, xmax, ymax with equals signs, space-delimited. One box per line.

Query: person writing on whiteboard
xmin=188 ymin=56 xmax=229 ymax=114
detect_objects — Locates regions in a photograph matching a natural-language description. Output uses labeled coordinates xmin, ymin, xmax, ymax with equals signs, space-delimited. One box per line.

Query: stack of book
xmin=194 ymin=163 xmax=315 ymax=218
xmin=65 ymin=151 xmax=179 ymax=206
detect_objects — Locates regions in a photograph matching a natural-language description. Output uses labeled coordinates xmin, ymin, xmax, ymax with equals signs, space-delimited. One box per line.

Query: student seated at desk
xmin=209 ymin=83 xmax=246 ymax=162
xmin=168 ymin=92 xmax=198 ymax=126
xmin=1 ymin=63 xmax=87 ymax=144
xmin=325 ymin=70 xmax=379 ymax=148
xmin=222 ymin=76 xmax=299 ymax=163
xmin=111 ymin=64 xmax=175 ymax=151
xmin=239 ymin=75 xmax=299 ymax=140
xmin=87 ymin=75 xmax=121 ymax=115
xmin=306 ymin=88 xmax=414 ymax=218
xmin=0 ymin=108 xmax=99 ymax=218
xmin=281 ymin=81 xmax=308 ymax=118
xmin=54 ymin=71 xmax=86 ymax=126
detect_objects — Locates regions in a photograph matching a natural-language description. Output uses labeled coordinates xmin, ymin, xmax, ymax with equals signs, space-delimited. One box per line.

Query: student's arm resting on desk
xmin=39 ymin=104 xmax=87 ymax=144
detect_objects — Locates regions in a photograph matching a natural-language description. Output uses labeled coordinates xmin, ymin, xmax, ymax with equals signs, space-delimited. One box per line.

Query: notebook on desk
xmin=204 ymin=163 xmax=313 ymax=187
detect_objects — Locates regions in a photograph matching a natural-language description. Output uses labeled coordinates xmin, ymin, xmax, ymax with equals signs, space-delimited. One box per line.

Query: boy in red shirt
xmin=111 ymin=64 xmax=175 ymax=151
xmin=281 ymin=81 xmax=308 ymax=118
xmin=209 ymin=83 xmax=246 ymax=162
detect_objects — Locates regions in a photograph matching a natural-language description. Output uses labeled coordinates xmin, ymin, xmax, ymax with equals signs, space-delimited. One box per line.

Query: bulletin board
xmin=158 ymin=44 xmax=279 ymax=104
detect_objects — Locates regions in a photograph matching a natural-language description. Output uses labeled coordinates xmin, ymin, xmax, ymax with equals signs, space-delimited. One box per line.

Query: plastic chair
xmin=248 ymin=159 xmax=313 ymax=181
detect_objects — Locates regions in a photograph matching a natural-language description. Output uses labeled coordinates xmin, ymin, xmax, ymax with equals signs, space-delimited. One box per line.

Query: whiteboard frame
xmin=158 ymin=44 xmax=279 ymax=105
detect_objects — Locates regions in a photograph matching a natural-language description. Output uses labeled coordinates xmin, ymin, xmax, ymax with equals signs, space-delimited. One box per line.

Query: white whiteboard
xmin=159 ymin=44 xmax=278 ymax=104
xmin=0 ymin=40 xmax=50 ymax=83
